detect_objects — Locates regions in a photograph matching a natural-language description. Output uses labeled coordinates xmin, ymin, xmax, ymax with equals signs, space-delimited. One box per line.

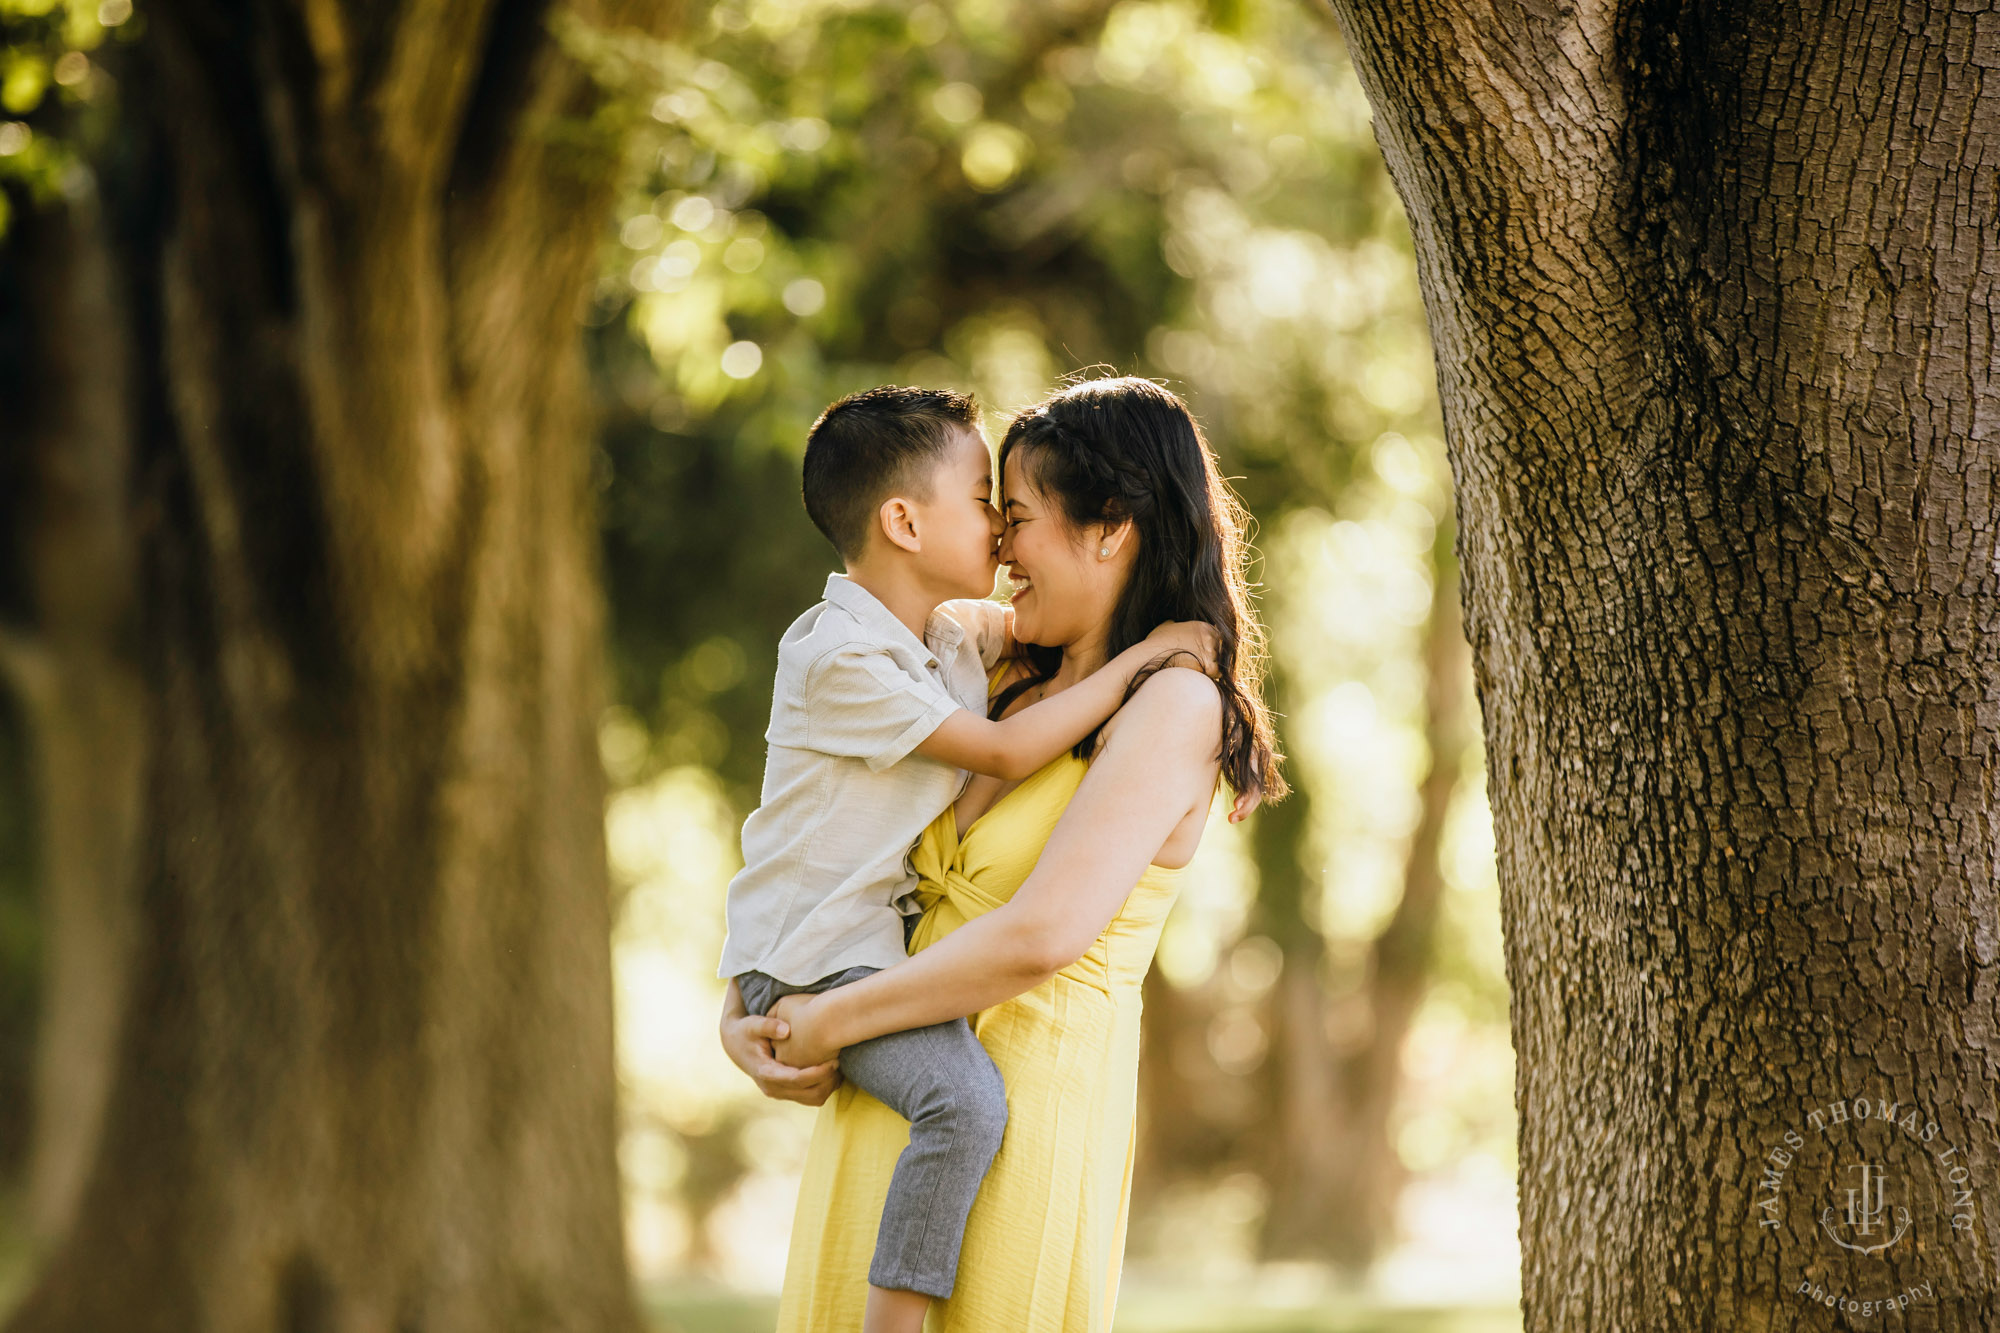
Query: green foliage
xmin=574 ymin=0 xmax=1506 ymax=1279
xmin=0 ymin=0 xmax=135 ymax=234
xmin=579 ymin=0 xmax=1435 ymax=808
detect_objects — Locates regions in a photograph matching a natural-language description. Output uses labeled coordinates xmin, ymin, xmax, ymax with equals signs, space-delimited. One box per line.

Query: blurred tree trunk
xmin=1135 ymin=968 xmax=1247 ymax=1208
xmin=1324 ymin=1 xmax=2000 ymax=1327
xmin=0 ymin=0 xmax=686 ymax=1327
xmin=0 ymin=704 xmax=38 ymax=1193
xmin=0 ymin=192 xmax=147 ymax=1251
xmin=1132 ymin=552 xmax=1471 ymax=1273
xmin=1241 ymin=666 xmax=1329 ymax=1241
xmin=1257 ymin=557 xmax=1470 ymax=1269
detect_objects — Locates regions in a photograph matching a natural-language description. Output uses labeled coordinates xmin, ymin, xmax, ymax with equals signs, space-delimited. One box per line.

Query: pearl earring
xmin=1099 ymin=546 xmax=1109 ymax=557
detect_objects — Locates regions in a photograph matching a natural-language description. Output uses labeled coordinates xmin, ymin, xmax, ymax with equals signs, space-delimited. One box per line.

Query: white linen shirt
xmin=718 ymin=573 xmax=1012 ymax=985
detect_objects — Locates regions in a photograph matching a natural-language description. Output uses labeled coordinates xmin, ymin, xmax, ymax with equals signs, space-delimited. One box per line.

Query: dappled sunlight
xmin=948 ymin=308 xmax=1060 ymax=414
xmin=579 ymin=0 xmax=1516 ymax=1313
xmin=1155 ymin=797 xmax=1260 ymax=989
xmin=1372 ymin=1155 xmax=1522 ymax=1310
xmin=8 ymin=0 xmax=1926 ymax=1313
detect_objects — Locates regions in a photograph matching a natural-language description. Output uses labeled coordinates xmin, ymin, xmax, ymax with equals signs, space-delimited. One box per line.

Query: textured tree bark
xmin=1320 ymin=1 xmax=2000 ymax=1328
xmin=0 ymin=0 xmax=685 ymax=1326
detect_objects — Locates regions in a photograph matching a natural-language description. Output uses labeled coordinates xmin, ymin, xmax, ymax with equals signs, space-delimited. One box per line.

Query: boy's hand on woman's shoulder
xmin=1141 ymin=620 xmax=1222 ymax=679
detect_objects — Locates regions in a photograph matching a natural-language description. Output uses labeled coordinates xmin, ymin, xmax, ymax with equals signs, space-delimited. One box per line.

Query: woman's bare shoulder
xmin=1134 ymin=664 xmax=1223 ymax=707
xmin=1101 ymin=665 xmax=1222 ymax=753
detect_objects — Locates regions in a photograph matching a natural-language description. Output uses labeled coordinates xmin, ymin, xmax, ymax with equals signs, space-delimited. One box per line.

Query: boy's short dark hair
xmin=802 ymin=385 xmax=982 ymax=560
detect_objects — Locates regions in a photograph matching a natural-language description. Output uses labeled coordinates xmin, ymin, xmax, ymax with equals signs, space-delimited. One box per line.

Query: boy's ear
xmin=877 ymin=495 xmax=923 ymax=555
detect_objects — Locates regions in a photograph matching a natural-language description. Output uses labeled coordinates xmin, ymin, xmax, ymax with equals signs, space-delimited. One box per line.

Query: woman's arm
xmin=772 ymin=667 xmax=1224 ymax=1067
xmin=913 ymin=621 xmax=1216 ymax=780
xmin=718 ymin=976 xmax=844 ymax=1105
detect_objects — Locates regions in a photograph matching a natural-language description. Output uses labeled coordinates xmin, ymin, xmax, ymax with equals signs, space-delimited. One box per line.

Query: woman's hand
xmin=758 ymin=666 xmax=1226 ymax=1053
xmin=719 ymin=981 xmax=843 ymax=1106
xmin=770 ymin=992 xmax=841 ymax=1068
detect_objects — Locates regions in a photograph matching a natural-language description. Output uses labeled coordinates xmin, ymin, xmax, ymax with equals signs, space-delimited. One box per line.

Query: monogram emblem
xmin=1819 ymin=1163 xmax=1911 ymax=1255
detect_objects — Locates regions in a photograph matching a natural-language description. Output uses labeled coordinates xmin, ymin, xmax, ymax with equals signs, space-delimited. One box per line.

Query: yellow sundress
xmin=775 ymin=698 xmax=1189 ymax=1331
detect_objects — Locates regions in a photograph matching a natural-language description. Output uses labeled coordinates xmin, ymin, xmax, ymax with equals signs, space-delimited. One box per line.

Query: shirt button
xmin=927 ymin=660 xmax=939 ymax=670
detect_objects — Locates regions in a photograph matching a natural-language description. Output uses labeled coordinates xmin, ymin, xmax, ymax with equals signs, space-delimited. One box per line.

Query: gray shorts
xmin=736 ymin=916 xmax=1007 ymax=1298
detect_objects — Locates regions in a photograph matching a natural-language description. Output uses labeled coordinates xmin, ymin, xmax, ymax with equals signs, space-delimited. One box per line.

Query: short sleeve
xmin=802 ymin=645 xmax=961 ymax=772
xmin=939 ymin=597 xmax=1013 ymax=671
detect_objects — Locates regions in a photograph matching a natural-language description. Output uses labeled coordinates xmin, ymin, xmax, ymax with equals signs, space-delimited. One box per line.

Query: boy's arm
xmin=942 ymin=597 xmax=1021 ymax=671
xmin=914 ymin=622 xmax=1216 ymax=780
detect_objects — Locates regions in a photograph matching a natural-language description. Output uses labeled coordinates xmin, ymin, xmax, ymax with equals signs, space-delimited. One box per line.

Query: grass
xmin=1 ymin=1219 xmax=1523 ymax=1333
xmin=643 ymin=1282 xmax=1524 ymax=1333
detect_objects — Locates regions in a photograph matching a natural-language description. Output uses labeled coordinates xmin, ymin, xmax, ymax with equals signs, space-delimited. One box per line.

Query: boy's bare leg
xmin=863 ymin=1284 xmax=930 ymax=1333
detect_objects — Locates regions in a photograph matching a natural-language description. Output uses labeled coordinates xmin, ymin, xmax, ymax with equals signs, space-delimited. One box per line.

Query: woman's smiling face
xmin=999 ymin=446 xmax=1125 ymax=648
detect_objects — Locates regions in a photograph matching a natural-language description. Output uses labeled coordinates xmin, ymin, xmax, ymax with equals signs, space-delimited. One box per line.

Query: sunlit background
xmin=0 ymin=0 xmax=1523 ymax=1327
xmin=570 ymin=0 xmax=1521 ymax=1325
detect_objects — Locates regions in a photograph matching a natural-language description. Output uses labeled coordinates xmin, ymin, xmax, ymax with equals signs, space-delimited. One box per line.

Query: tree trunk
xmin=0 ymin=189 xmax=147 ymax=1251
xmin=0 ymin=0 xmax=684 ymax=1325
xmin=1244 ymin=684 xmax=1339 ymax=1249
xmin=1259 ymin=558 xmax=1471 ymax=1270
xmin=1133 ymin=967 xmax=1251 ymax=1210
xmin=1320 ymin=1 xmax=2000 ymax=1328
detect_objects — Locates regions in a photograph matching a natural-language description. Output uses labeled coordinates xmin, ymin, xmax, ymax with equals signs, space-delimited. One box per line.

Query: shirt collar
xmin=822 ymin=573 xmax=964 ymax=660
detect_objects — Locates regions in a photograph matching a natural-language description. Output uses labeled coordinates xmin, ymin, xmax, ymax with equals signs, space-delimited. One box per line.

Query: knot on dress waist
xmin=910 ymin=867 xmax=1006 ymax=918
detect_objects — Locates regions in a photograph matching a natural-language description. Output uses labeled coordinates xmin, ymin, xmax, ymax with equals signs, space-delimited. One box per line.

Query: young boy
xmin=717 ymin=385 xmax=1216 ymax=1332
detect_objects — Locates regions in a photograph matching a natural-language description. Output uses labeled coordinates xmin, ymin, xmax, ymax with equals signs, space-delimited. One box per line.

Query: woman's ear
xmin=877 ymin=496 xmax=923 ymax=554
xmin=1094 ymin=517 xmax=1136 ymax=561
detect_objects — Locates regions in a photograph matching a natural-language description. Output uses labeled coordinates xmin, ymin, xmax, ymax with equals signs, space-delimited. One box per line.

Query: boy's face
xmin=910 ymin=426 xmax=1004 ymax=598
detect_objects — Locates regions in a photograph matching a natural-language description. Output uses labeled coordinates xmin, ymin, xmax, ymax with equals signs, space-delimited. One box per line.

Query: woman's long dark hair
xmin=989 ymin=376 xmax=1287 ymax=803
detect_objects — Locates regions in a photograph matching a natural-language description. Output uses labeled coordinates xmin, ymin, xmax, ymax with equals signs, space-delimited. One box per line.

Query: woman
xmin=722 ymin=376 xmax=1285 ymax=1331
